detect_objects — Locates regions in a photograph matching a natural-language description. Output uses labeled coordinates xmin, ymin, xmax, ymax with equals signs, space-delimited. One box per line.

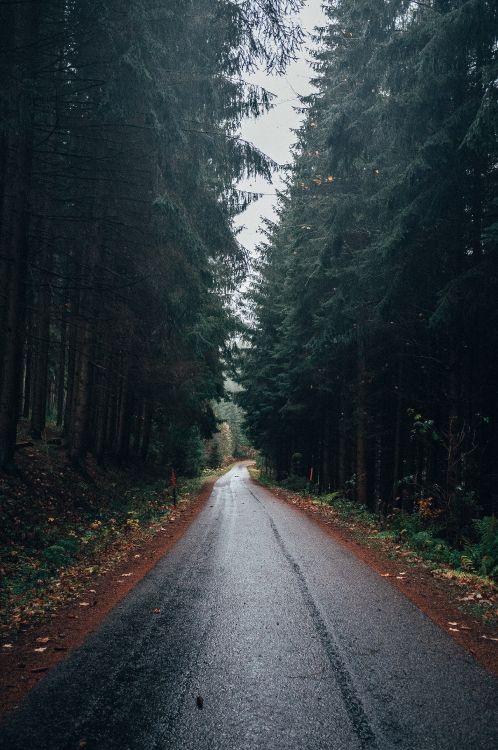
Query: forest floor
xmin=0 ymin=443 xmax=232 ymax=716
xmin=249 ymin=469 xmax=498 ymax=678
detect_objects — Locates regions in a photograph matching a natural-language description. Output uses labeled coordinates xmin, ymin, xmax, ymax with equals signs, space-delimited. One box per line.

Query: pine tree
xmin=241 ymin=0 xmax=498 ymax=535
xmin=0 ymin=0 xmax=304 ymax=472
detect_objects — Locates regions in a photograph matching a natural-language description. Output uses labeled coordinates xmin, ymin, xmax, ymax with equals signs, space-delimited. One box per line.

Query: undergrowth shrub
xmin=279 ymin=474 xmax=309 ymax=491
xmin=408 ymin=532 xmax=460 ymax=566
xmin=42 ymin=544 xmax=74 ymax=568
xmin=465 ymin=517 xmax=498 ymax=579
xmin=321 ymin=494 xmax=374 ymax=524
xmin=389 ymin=510 xmax=426 ymax=537
xmin=322 ymin=491 xmax=344 ymax=506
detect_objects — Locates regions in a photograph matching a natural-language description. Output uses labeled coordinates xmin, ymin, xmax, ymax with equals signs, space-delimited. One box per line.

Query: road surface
xmin=1 ymin=464 xmax=498 ymax=749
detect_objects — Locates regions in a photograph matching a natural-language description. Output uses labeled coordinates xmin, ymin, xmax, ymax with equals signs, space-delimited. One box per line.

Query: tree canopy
xmin=239 ymin=0 xmax=498 ymax=539
xmin=0 ymin=0 xmax=303 ymax=472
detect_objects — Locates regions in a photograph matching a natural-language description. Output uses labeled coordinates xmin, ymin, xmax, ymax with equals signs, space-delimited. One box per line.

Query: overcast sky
xmin=234 ymin=0 xmax=327 ymax=253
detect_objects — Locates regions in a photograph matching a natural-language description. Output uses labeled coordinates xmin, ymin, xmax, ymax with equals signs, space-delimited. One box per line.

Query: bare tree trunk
xmin=56 ymin=303 xmax=67 ymax=427
xmin=22 ymin=315 xmax=33 ymax=419
xmin=140 ymin=400 xmax=153 ymax=462
xmin=68 ymin=299 xmax=96 ymax=465
xmin=133 ymin=399 xmax=143 ymax=456
xmin=338 ymin=382 xmax=348 ymax=488
xmin=107 ymin=368 xmax=119 ymax=451
xmin=63 ymin=286 xmax=78 ymax=438
xmin=31 ymin=243 xmax=52 ymax=438
xmin=356 ymin=334 xmax=368 ymax=505
xmin=0 ymin=4 xmax=40 ymax=470
xmin=94 ymin=362 xmax=110 ymax=465
xmin=392 ymin=358 xmax=403 ymax=505
xmin=446 ymin=345 xmax=462 ymax=532
xmin=320 ymin=408 xmax=331 ymax=493
xmin=67 ymin=190 xmax=104 ymax=464
xmin=116 ymin=364 xmax=132 ymax=462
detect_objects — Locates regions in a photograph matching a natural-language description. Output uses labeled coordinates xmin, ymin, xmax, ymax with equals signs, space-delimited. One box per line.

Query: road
xmin=1 ymin=464 xmax=498 ymax=749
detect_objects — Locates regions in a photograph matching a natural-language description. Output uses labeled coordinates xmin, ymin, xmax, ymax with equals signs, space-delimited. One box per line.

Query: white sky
xmin=234 ymin=0 xmax=327 ymax=253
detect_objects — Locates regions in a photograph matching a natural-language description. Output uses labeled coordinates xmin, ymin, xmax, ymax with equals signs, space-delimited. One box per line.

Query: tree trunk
xmin=0 ymin=5 xmax=40 ymax=470
xmin=446 ymin=345 xmax=461 ymax=523
xmin=356 ymin=334 xmax=368 ymax=505
xmin=338 ymin=382 xmax=348 ymax=488
xmin=320 ymin=408 xmax=331 ymax=493
xmin=94 ymin=364 xmax=110 ymax=465
xmin=140 ymin=400 xmax=152 ymax=462
xmin=68 ymin=305 xmax=95 ymax=465
xmin=392 ymin=358 xmax=403 ymax=506
xmin=133 ymin=399 xmax=143 ymax=456
xmin=22 ymin=317 xmax=33 ymax=419
xmin=30 ymin=243 xmax=52 ymax=438
xmin=67 ymin=192 xmax=104 ymax=464
xmin=115 ymin=365 xmax=132 ymax=462
xmin=63 ymin=287 xmax=78 ymax=439
xmin=56 ymin=303 xmax=67 ymax=427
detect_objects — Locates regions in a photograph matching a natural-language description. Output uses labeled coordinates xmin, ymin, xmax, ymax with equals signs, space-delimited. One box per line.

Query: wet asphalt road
xmin=1 ymin=464 xmax=498 ymax=749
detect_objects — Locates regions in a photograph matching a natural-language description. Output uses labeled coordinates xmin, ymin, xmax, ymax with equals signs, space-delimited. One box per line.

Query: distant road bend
xmin=1 ymin=464 xmax=498 ymax=749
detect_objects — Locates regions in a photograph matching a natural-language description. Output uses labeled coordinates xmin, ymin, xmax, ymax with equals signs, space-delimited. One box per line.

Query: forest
xmin=239 ymin=0 xmax=498 ymax=548
xmin=0 ymin=0 xmax=300 ymax=475
xmin=1 ymin=0 xmax=497 ymax=561
xmin=2 ymin=1 xmax=498 ymax=744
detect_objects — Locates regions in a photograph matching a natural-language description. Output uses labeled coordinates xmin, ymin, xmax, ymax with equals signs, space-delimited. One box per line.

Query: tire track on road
xmin=247 ymin=486 xmax=378 ymax=749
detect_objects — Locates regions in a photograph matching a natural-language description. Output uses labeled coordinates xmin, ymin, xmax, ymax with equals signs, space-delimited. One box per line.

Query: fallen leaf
xmin=2 ymin=644 xmax=13 ymax=649
xmin=152 ymin=608 xmax=161 ymax=614
xmin=448 ymin=622 xmax=458 ymax=626
xmin=122 ymin=573 xmax=132 ymax=577
xmin=34 ymin=647 xmax=47 ymax=653
xmin=380 ymin=573 xmax=390 ymax=577
xmin=449 ymin=628 xmax=459 ymax=632
xmin=36 ymin=637 xmax=50 ymax=643
xmin=79 ymin=602 xmax=90 ymax=607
